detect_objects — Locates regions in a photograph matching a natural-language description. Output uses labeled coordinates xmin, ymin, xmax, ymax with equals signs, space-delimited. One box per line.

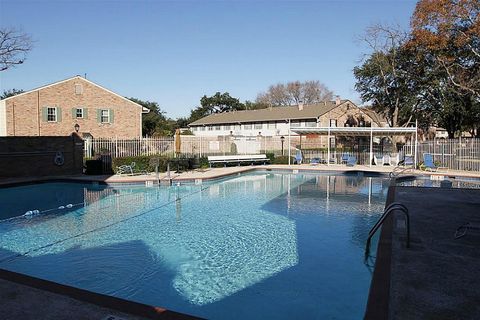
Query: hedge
xmin=111 ymin=155 xmax=209 ymax=173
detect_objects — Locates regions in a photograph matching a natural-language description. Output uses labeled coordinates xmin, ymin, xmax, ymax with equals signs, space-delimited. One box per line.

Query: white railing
xmin=84 ymin=136 xmax=480 ymax=172
xmin=411 ymin=138 xmax=480 ymax=172
xmin=84 ymin=137 xmax=175 ymax=158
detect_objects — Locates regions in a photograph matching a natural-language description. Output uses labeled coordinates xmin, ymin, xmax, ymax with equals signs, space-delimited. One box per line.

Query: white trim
xmin=0 ymin=100 xmax=6 ymax=136
xmin=0 ymin=76 xmax=143 ymax=110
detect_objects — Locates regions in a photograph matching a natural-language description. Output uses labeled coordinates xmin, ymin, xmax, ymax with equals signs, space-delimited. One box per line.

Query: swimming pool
xmin=0 ymin=172 xmax=389 ymax=319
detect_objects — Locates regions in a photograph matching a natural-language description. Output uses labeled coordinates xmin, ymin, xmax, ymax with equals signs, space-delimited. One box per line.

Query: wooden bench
xmin=208 ymin=154 xmax=270 ymax=167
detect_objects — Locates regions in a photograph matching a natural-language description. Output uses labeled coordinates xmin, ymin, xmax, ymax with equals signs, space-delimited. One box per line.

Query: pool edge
xmin=363 ymin=185 xmax=396 ymax=320
xmin=0 ymin=268 xmax=203 ymax=320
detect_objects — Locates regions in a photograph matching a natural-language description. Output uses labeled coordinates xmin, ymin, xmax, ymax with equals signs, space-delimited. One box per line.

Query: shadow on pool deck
xmin=0 ymin=241 xmax=201 ymax=320
xmin=366 ymin=186 xmax=480 ymax=320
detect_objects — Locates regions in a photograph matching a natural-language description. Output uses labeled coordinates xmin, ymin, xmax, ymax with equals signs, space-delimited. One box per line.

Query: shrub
xmin=272 ymin=156 xmax=293 ymax=164
xmin=112 ymin=155 xmax=171 ymax=173
xmin=199 ymin=156 xmax=209 ymax=168
xmin=266 ymin=152 xmax=275 ymax=163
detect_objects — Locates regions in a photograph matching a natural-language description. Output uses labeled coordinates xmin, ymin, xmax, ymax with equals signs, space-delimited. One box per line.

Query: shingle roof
xmin=362 ymin=108 xmax=388 ymax=125
xmin=189 ymin=100 xmax=349 ymax=126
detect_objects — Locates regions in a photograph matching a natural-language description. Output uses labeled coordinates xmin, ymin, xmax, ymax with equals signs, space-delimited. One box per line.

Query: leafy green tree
xmin=175 ymin=117 xmax=190 ymax=128
xmin=244 ymin=100 xmax=268 ymax=110
xmin=188 ymin=92 xmax=245 ymax=123
xmin=354 ymin=49 xmax=417 ymax=127
xmin=1 ymin=88 xmax=24 ymax=99
xmin=411 ymin=0 xmax=480 ymax=99
xmin=129 ymin=98 xmax=175 ymax=136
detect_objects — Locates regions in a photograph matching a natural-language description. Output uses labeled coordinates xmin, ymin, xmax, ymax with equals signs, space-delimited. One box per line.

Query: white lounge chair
xmin=382 ymin=155 xmax=392 ymax=166
xmin=117 ymin=162 xmax=135 ymax=175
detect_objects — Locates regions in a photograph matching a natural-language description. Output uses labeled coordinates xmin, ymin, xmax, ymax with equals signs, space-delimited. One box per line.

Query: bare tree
xmin=0 ymin=28 xmax=33 ymax=71
xmin=354 ymin=23 xmax=414 ymax=127
xmin=256 ymin=80 xmax=333 ymax=106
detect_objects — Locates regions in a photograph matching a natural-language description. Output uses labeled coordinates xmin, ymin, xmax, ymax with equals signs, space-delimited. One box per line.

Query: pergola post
xmin=327 ymin=126 xmax=331 ymax=166
xmin=369 ymin=126 xmax=373 ymax=167
xmin=288 ymin=120 xmax=291 ymax=166
xmin=414 ymin=120 xmax=418 ymax=169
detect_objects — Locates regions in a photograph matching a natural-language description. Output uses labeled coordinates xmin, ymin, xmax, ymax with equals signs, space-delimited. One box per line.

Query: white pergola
xmin=288 ymin=125 xmax=418 ymax=167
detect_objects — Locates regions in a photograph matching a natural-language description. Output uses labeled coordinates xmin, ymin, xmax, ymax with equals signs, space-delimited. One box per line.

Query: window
xmin=224 ymin=125 xmax=231 ymax=131
xmin=244 ymin=124 xmax=252 ymax=130
xmin=254 ymin=123 xmax=263 ymax=129
xmin=76 ymin=108 xmax=83 ymax=118
xmin=101 ymin=109 xmax=110 ymax=123
xmin=75 ymin=84 xmax=83 ymax=95
xmin=199 ymin=126 xmax=205 ymax=131
xmin=234 ymin=124 xmax=241 ymax=131
xmin=291 ymin=120 xmax=301 ymax=127
xmin=305 ymin=120 xmax=317 ymax=127
xmin=215 ymin=125 xmax=221 ymax=130
xmin=267 ymin=122 xmax=276 ymax=129
xmin=330 ymin=119 xmax=337 ymax=127
xmin=208 ymin=126 xmax=213 ymax=131
xmin=47 ymin=107 xmax=57 ymax=122
xmin=191 ymin=127 xmax=197 ymax=131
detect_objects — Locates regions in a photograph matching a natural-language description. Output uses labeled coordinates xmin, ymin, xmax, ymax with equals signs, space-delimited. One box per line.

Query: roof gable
xmin=0 ymin=76 xmax=143 ymax=109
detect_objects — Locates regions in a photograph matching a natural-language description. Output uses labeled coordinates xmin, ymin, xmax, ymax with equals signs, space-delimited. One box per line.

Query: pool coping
xmin=1 ymin=166 xmax=479 ymax=319
xmin=0 ymin=165 xmax=480 ymax=188
xmin=363 ymin=184 xmax=396 ymax=320
xmin=4 ymin=164 xmax=477 ymax=188
xmin=0 ymin=268 xmax=203 ymax=319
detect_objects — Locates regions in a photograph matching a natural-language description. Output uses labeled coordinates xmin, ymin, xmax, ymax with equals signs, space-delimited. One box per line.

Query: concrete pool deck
xmin=366 ymin=186 xmax=480 ymax=319
xmin=0 ymin=268 xmax=201 ymax=320
xmin=2 ymin=164 xmax=479 ymax=187
xmin=1 ymin=165 xmax=480 ymax=319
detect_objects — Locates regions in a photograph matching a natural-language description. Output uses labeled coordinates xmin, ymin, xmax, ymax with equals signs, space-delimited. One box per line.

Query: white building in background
xmin=188 ymin=98 xmax=387 ymax=137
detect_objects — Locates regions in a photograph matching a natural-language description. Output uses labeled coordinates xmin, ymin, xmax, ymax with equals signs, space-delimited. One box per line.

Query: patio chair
xmin=382 ymin=155 xmax=392 ymax=166
xmin=294 ymin=150 xmax=303 ymax=165
xmin=423 ymin=153 xmax=448 ymax=172
xmin=402 ymin=155 xmax=414 ymax=167
xmin=310 ymin=157 xmax=321 ymax=165
xmin=346 ymin=156 xmax=357 ymax=167
xmin=116 ymin=162 xmax=135 ymax=175
xmin=341 ymin=154 xmax=349 ymax=164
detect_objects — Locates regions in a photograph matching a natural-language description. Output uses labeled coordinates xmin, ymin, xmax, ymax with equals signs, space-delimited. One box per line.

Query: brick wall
xmin=0 ymin=134 xmax=84 ymax=178
xmin=4 ymin=76 xmax=142 ymax=138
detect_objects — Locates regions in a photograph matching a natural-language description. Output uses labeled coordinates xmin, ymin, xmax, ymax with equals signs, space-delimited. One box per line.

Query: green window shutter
xmin=97 ymin=109 xmax=102 ymax=123
xmin=56 ymin=107 xmax=62 ymax=122
xmin=109 ymin=109 xmax=114 ymax=123
xmin=72 ymin=108 xmax=76 ymax=118
xmin=84 ymin=108 xmax=88 ymax=120
xmin=41 ymin=107 xmax=48 ymax=122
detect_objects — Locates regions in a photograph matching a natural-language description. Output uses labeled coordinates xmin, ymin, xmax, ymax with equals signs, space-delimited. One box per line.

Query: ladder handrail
xmin=389 ymin=166 xmax=413 ymax=179
xmin=365 ymin=203 xmax=410 ymax=259
xmin=368 ymin=202 xmax=407 ymax=238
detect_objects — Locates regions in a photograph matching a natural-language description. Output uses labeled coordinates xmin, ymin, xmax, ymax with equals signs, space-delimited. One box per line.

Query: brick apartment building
xmin=0 ymin=76 xmax=147 ymax=138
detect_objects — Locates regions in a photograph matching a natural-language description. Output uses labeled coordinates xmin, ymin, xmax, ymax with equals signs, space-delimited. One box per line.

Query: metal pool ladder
xmin=365 ymin=202 xmax=410 ymax=259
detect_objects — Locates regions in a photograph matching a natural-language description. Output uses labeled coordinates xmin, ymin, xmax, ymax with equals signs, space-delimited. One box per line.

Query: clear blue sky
xmin=0 ymin=0 xmax=417 ymax=119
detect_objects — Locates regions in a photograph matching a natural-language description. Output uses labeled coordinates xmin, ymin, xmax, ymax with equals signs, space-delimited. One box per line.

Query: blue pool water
xmin=0 ymin=172 xmax=390 ymax=319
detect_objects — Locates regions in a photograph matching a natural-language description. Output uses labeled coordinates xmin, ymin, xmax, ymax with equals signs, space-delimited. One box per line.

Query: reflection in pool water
xmin=0 ymin=172 xmax=389 ymax=319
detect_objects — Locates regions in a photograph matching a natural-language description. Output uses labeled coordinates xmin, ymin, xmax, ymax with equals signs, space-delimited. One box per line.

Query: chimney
xmin=335 ymin=96 xmax=341 ymax=106
xmin=298 ymin=100 xmax=304 ymax=111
